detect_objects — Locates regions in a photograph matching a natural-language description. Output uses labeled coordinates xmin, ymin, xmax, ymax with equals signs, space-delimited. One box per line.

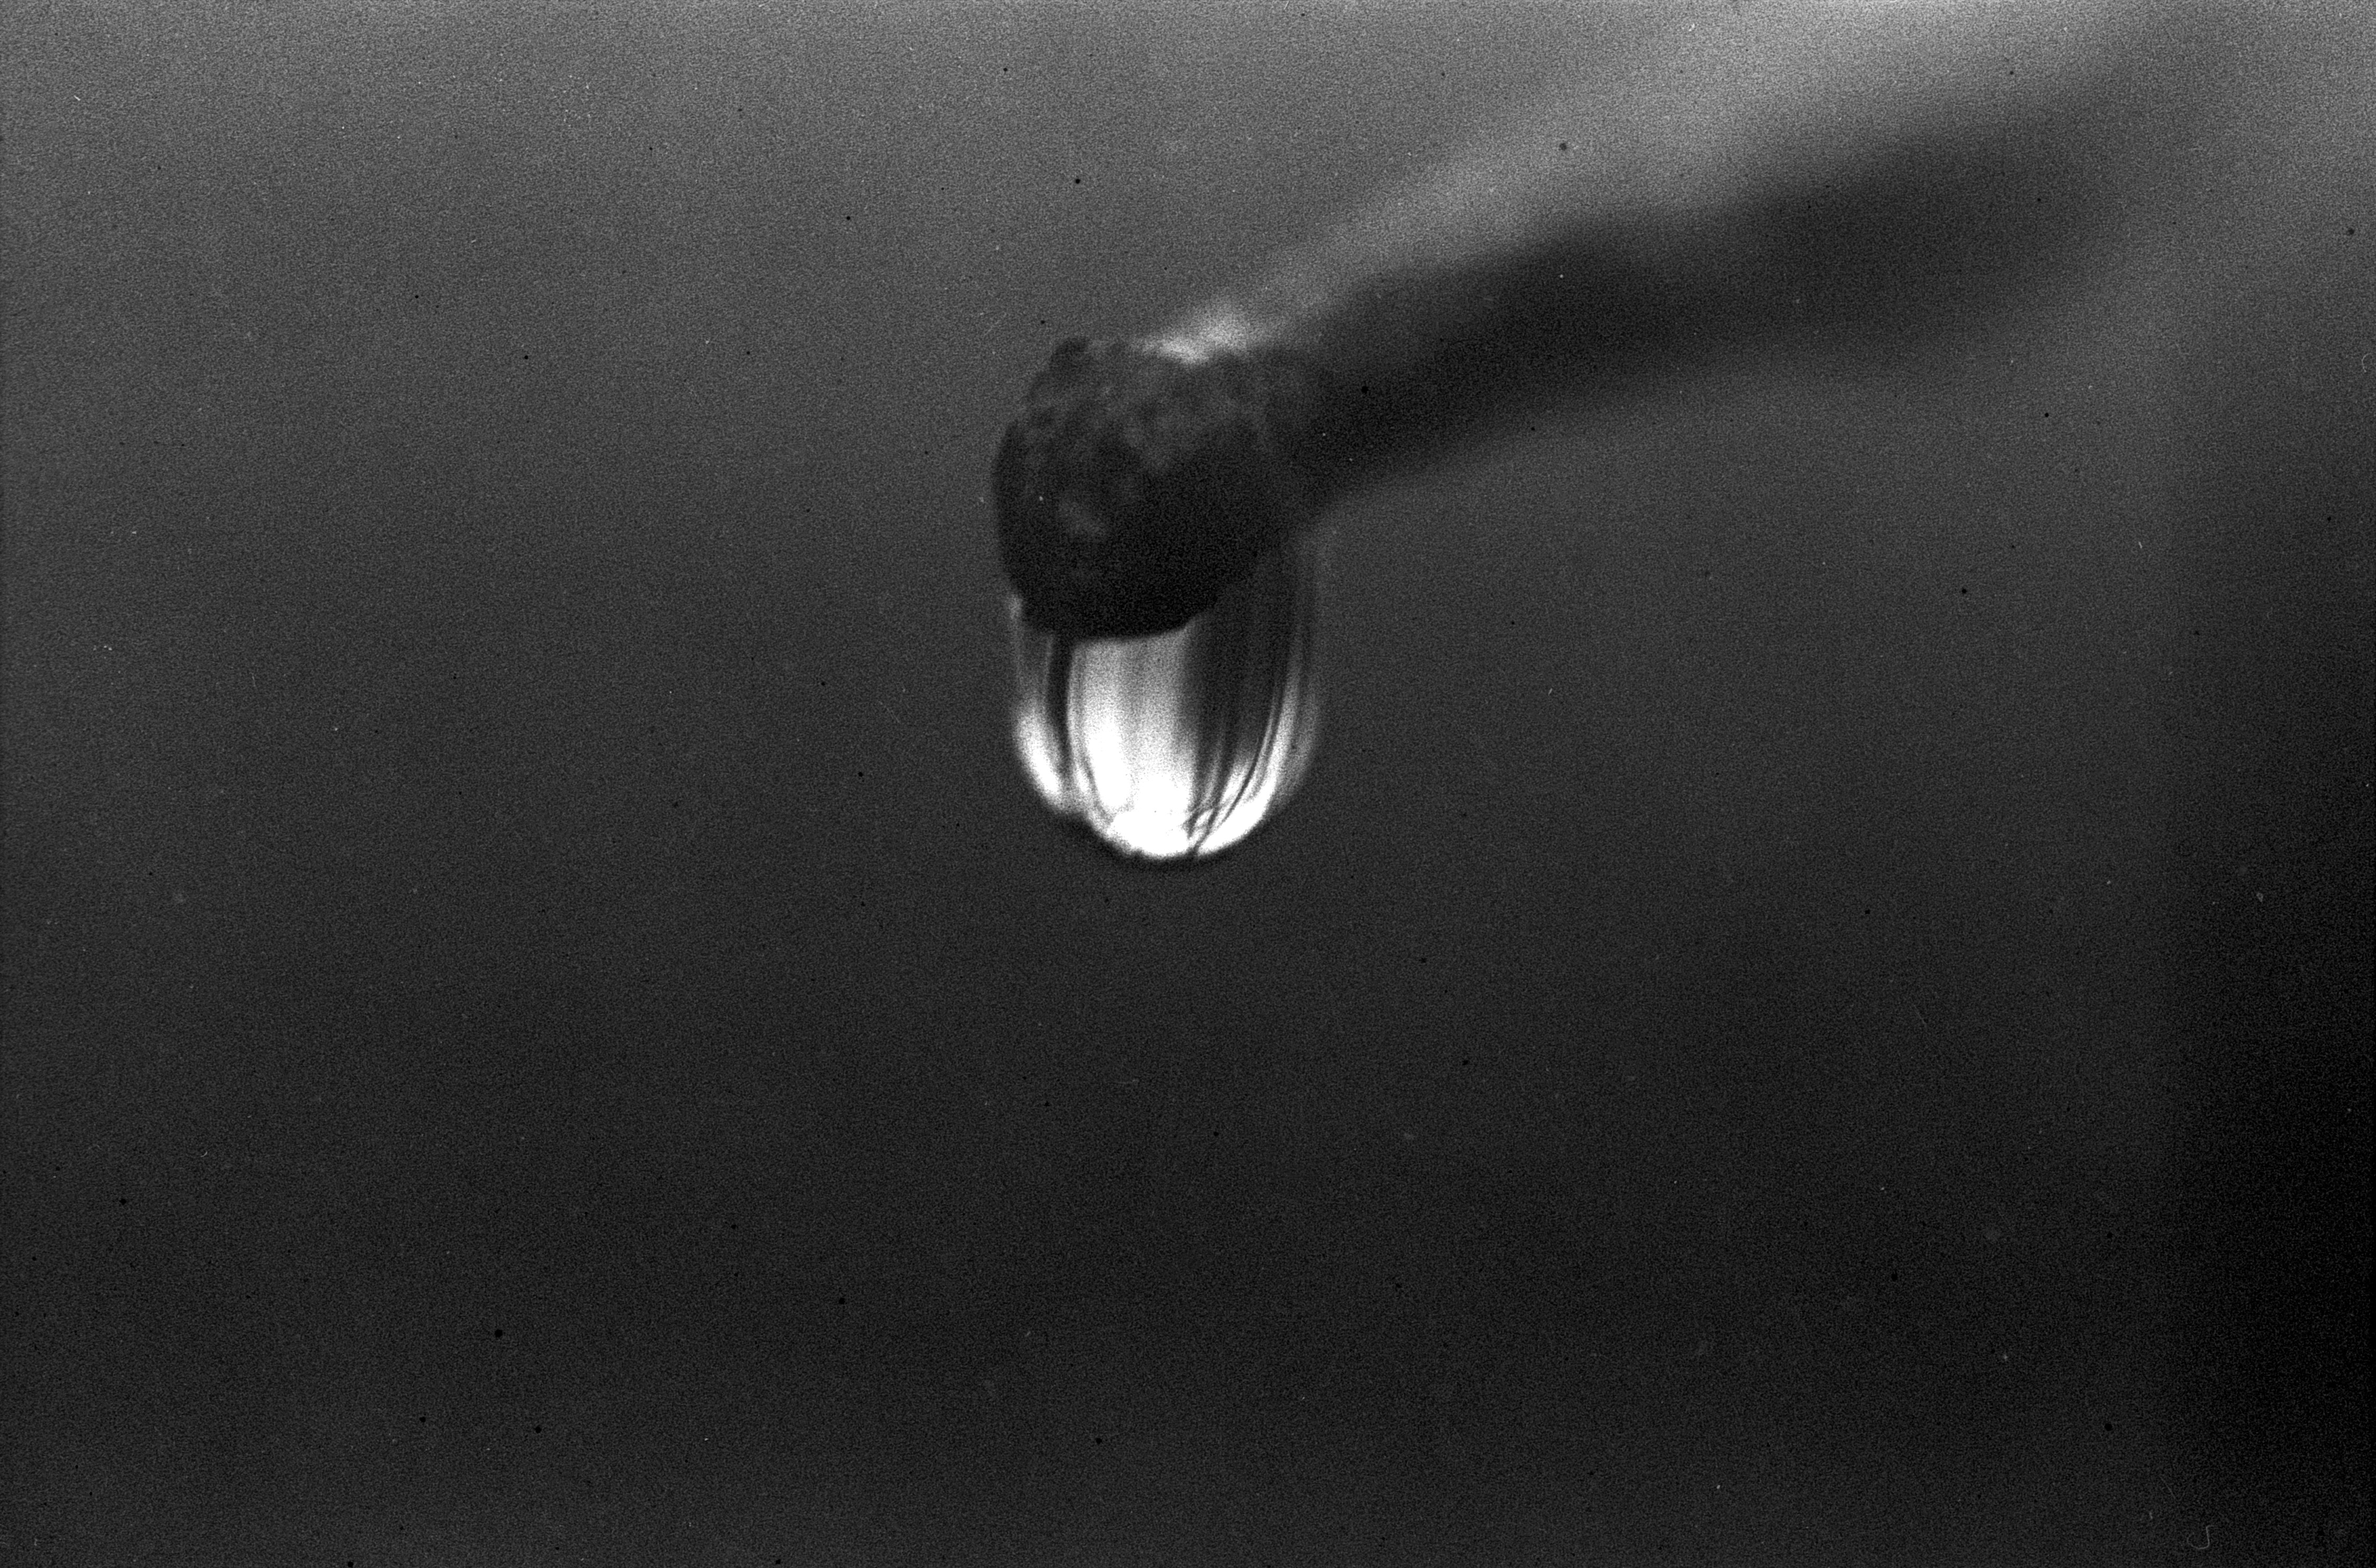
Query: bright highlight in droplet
xmin=1009 ymin=534 xmax=1323 ymax=862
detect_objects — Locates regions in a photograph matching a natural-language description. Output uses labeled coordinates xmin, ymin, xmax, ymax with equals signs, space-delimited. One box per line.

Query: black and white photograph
xmin=5 ymin=2 xmax=2369 ymax=1562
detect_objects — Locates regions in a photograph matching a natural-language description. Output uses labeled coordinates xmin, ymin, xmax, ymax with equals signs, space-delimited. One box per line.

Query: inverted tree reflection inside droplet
xmin=1009 ymin=532 xmax=1323 ymax=862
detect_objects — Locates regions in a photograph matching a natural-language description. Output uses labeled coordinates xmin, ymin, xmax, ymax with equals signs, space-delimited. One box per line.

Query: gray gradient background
xmin=5 ymin=3 xmax=2369 ymax=1563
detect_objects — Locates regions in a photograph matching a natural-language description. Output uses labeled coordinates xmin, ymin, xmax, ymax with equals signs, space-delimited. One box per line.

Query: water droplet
xmin=1009 ymin=532 xmax=1323 ymax=862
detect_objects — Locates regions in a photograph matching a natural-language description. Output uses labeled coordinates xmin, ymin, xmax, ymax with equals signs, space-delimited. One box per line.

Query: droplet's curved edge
xmin=1014 ymin=689 xmax=1320 ymax=867
xmin=1009 ymin=620 xmax=1320 ymax=867
xmin=1015 ymin=700 xmax=1294 ymax=870
xmin=1005 ymin=530 xmax=1325 ymax=867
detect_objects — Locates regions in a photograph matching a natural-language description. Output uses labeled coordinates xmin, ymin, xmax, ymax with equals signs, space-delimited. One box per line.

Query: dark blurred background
xmin=5 ymin=4 xmax=2367 ymax=1563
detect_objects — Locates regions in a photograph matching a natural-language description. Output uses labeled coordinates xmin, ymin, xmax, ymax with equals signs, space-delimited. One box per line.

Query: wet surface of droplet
xmin=1009 ymin=533 xmax=1323 ymax=862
